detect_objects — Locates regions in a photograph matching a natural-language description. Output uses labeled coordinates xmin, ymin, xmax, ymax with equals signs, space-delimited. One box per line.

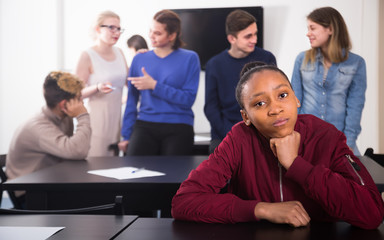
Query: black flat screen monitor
xmin=172 ymin=6 xmax=263 ymax=70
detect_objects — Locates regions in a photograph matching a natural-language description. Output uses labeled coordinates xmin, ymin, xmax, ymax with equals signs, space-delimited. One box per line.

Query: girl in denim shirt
xmin=291 ymin=7 xmax=366 ymax=155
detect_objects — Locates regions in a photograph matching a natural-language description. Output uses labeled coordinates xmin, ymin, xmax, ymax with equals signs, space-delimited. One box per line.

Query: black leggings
xmin=127 ymin=120 xmax=194 ymax=156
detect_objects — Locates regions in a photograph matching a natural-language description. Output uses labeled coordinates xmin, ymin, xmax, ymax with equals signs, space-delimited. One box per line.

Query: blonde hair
xmin=304 ymin=7 xmax=351 ymax=65
xmin=90 ymin=10 xmax=120 ymax=40
xmin=54 ymin=71 xmax=84 ymax=95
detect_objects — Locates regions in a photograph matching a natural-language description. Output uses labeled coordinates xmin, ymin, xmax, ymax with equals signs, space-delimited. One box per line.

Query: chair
xmin=0 ymin=154 xmax=24 ymax=209
xmin=108 ymin=143 xmax=121 ymax=156
xmin=0 ymin=195 xmax=125 ymax=215
xmin=364 ymin=148 xmax=384 ymax=202
xmin=0 ymin=155 xmax=5 ymax=206
xmin=364 ymin=148 xmax=384 ymax=168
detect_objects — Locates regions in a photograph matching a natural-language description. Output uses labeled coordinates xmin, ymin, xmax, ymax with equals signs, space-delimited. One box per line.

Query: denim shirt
xmin=291 ymin=50 xmax=366 ymax=155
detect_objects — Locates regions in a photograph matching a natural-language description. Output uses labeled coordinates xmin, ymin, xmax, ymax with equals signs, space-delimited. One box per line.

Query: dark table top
xmin=2 ymin=156 xmax=208 ymax=216
xmin=3 ymin=155 xmax=382 ymax=193
xmin=0 ymin=214 xmax=138 ymax=240
xmin=3 ymin=155 xmax=208 ymax=191
xmin=116 ymin=217 xmax=384 ymax=240
xmin=4 ymin=155 xmax=382 ymax=188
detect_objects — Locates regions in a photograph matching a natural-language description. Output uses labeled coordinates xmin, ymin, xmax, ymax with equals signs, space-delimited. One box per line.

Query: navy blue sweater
xmin=204 ymin=47 xmax=276 ymax=140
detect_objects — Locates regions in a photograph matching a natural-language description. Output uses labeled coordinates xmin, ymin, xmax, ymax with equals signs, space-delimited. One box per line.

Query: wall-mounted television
xmin=172 ymin=6 xmax=263 ymax=70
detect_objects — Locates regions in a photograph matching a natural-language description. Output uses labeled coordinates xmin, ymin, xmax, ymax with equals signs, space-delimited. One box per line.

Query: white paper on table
xmin=87 ymin=167 xmax=165 ymax=180
xmin=194 ymin=135 xmax=211 ymax=142
xmin=0 ymin=226 xmax=65 ymax=240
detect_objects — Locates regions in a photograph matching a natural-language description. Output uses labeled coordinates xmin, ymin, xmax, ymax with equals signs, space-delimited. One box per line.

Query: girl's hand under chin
xmin=269 ymin=131 xmax=301 ymax=170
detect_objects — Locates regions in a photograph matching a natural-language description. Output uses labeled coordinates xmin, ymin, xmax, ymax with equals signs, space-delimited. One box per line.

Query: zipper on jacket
xmin=345 ymin=154 xmax=365 ymax=186
xmin=278 ymin=162 xmax=284 ymax=202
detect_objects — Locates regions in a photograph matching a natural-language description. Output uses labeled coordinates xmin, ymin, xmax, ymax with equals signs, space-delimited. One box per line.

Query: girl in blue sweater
xmin=119 ymin=10 xmax=200 ymax=155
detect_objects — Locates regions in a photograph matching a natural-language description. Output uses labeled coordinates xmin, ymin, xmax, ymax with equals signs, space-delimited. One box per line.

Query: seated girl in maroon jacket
xmin=171 ymin=62 xmax=384 ymax=229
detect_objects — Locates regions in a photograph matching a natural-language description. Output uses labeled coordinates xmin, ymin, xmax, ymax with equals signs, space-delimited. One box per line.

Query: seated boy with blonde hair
xmin=6 ymin=71 xmax=92 ymax=198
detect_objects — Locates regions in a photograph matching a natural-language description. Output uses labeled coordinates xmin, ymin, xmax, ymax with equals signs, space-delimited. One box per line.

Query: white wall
xmin=0 ymin=0 xmax=60 ymax=153
xmin=0 ymin=0 xmax=380 ymax=154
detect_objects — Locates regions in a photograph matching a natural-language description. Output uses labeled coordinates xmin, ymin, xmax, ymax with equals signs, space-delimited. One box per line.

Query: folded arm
xmin=286 ymin=137 xmax=384 ymax=229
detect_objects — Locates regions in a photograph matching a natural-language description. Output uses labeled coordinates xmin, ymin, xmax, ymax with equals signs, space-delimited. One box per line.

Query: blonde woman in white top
xmin=75 ymin=10 xmax=128 ymax=157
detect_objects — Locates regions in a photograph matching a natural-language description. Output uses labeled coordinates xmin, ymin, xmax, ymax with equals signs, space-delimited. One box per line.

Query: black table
xmin=116 ymin=218 xmax=384 ymax=240
xmin=0 ymin=214 xmax=137 ymax=240
xmin=3 ymin=156 xmax=207 ymax=217
xmin=3 ymin=155 xmax=382 ymax=218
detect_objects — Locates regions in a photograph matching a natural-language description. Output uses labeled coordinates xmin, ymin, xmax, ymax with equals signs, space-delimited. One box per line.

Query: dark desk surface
xmin=0 ymin=214 xmax=138 ymax=240
xmin=4 ymin=155 xmax=207 ymax=187
xmin=116 ymin=218 xmax=384 ymax=240
xmin=3 ymin=156 xmax=207 ymax=216
xmin=3 ymin=155 xmax=382 ymax=216
xmin=5 ymin=155 xmax=380 ymax=188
